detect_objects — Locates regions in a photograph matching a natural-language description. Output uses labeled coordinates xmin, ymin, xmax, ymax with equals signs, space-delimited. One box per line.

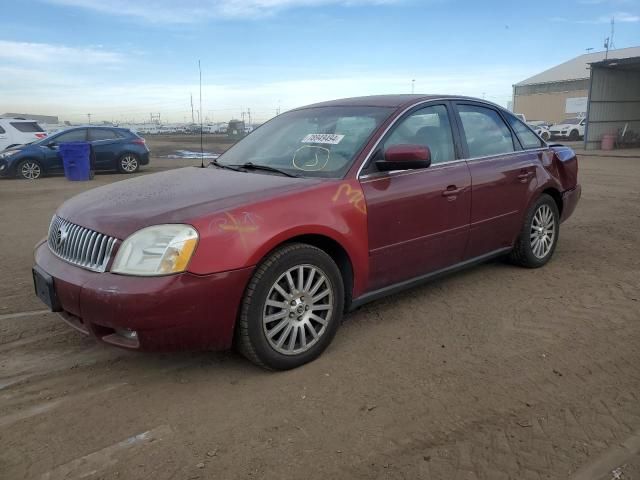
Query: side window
xmin=384 ymin=104 xmax=455 ymax=164
xmin=89 ymin=128 xmax=118 ymax=141
xmin=457 ymin=105 xmax=515 ymax=158
xmin=0 ymin=125 xmax=5 ymax=134
xmin=53 ymin=129 xmax=87 ymax=143
xmin=505 ymin=114 xmax=544 ymax=149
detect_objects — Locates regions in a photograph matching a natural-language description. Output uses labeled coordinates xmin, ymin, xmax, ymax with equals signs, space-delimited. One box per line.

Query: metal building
xmin=585 ymin=56 xmax=640 ymax=150
xmin=512 ymin=47 xmax=640 ymax=124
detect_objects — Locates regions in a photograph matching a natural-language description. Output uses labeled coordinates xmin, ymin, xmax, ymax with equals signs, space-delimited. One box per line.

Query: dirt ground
xmin=1 ymin=142 xmax=639 ymax=480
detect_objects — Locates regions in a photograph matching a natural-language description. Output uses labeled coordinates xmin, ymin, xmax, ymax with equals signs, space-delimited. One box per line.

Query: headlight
xmin=111 ymin=224 xmax=198 ymax=276
xmin=0 ymin=150 xmax=19 ymax=159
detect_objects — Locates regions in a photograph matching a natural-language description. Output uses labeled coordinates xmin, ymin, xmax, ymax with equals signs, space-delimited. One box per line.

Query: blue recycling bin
xmin=59 ymin=142 xmax=92 ymax=181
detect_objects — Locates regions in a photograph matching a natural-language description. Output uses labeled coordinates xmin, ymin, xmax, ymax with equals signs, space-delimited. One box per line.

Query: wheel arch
xmin=253 ymin=233 xmax=355 ymax=312
xmin=541 ymin=187 xmax=563 ymax=217
xmin=13 ymin=157 xmax=45 ymax=176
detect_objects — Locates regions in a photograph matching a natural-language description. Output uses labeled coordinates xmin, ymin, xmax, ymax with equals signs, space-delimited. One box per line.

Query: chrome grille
xmin=47 ymin=216 xmax=117 ymax=272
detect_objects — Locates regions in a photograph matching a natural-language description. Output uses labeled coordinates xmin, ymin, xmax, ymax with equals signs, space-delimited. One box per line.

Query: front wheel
xmin=16 ymin=159 xmax=43 ymax=180
xmin=118 ymin=154 xmax=140 ymax=173
xmin=237 ymin=243 xmax=344 ymax=370
xmin=510 ymin=194 xmax=559 ymax=268
xmin=568 ymin=129 xmax=580 ymax=141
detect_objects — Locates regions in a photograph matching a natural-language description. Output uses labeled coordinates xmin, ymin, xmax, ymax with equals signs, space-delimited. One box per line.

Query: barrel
xmin=601 ymin=134 xmax=616 ymax=151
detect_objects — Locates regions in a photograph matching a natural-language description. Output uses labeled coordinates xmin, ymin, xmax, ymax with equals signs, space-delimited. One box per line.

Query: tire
xmin=118 ymin=153 xmax=140 ymax=173
xmin=237 ymin=243 xmax=345 ymax=370
xmin=541 ymin=131 xmax=550 ymax=141
xmin=16 ymin=159 xmax=43 ymax=180
xmin=510 ymin=194 xmax=560 ymax=268
xmin=568 ymin=129 xmax=580 ymax=141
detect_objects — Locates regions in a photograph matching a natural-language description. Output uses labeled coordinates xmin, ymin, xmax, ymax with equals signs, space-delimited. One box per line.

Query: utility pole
xmin=87 ymin=113 xmax=92 ymax=125
xmin=190 ymin=94 xmax=195 ymax=123
xmin=248 ymin=108 xmax=251 ymax=129
xmin=411 ymin=79 xmax=415 ymax=94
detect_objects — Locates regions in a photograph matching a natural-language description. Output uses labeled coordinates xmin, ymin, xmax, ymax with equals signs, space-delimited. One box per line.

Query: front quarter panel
xmin=187 ymin=179 xmax=370 ymax=297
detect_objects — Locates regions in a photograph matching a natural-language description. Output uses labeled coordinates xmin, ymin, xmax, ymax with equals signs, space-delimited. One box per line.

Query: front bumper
xmin=34 ymin=242 xmax=253 ymax=351
xmin=0 ymin=159 xmax=10 ymax=176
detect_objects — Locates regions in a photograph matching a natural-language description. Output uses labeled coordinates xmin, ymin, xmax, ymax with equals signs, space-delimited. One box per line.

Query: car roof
xmin=293 ymin=94 xmax=503 ymax=111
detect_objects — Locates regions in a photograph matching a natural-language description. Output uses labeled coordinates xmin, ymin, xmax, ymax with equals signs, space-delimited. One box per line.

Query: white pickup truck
xmin=549 ymin=117 xmax=586 ymax=141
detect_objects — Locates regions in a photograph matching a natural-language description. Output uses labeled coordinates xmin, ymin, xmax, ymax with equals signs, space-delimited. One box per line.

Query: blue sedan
xmin=0 ymin=126 xmax=150 ymax=179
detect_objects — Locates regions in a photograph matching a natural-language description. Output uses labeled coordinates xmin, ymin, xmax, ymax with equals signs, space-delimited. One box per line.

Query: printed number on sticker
xmin=302 ymin=134 xmax=345 ymax=145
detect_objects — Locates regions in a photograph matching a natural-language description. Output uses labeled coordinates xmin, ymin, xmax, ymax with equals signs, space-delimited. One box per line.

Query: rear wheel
xmin=118 ymin=154 xmax=139 ymax=173
xmin=237 ymin=243 xmax=344 ymax=370
xmin=16 ymin=159 xmax=43 ymax=180
xmin=510 ymin=194 xmax=559 ymax=268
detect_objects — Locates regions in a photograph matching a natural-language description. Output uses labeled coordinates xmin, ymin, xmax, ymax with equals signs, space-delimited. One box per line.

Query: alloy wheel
xmin=530 ymin=204 xmax=555 ymax=259
xmin=120 ymin=155 xmax=138 ymax=172
xmin=21 ymin=161 xmax=41 ymax=180
xmin=262 ymin=264 xmax=334 ymax=356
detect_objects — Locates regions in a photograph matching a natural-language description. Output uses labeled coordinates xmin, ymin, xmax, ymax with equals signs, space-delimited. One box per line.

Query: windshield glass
xmin=216 ymin=106 xmax=393 ymax=178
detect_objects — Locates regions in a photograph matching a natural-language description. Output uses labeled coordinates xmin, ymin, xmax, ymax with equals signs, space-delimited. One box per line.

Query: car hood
xmin=551 ymin=124 xmax=576 ymax=129
xmin=2 ymin=143 xmax=36 ymax=154
xmin=57 ymin=166 xmax=322 ymax=239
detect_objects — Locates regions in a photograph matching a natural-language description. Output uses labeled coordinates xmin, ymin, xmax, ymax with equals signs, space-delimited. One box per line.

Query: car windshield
xmin=216 ymin=106 xmax=393 ymax=178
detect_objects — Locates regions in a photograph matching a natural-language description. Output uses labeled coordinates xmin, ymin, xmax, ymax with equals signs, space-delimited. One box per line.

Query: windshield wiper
xmin=209 ymin=159 xmax=242 ymax=172
xmin=232 ymin=162 xmax=299 ymax=178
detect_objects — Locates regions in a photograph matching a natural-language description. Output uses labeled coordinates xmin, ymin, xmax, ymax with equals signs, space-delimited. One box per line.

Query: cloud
xmin=0 ymin=40 xmax=125 ymax=64
xmin=0 ymin=64 xmax=532 ymax=122
xmin=551 ymin=11 xmax=639 ymax=24
xmin=42 ymin=0 xmax=401 ymax=23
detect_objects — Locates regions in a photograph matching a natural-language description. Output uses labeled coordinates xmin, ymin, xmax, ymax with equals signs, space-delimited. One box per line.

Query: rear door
xmin=452 ymin=102 xmax=541 ymax=259
xmin=88 ymin=128 xmax=122 ymax=169
xmin=360 ymin=102 xmax=472 ymax=291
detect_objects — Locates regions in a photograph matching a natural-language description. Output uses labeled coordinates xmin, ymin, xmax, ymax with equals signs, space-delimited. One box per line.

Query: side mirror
xmin=376 ymin=144 xmax=431 ymax=172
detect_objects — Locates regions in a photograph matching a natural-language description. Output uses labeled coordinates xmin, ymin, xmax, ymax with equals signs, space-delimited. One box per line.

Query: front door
xmin=43 ymin=128 xmax=88 ymax=173
xmin=453 ymin=103 xmax=540 ymax=258
xmin=360 ymin=103 xmax=472 ymax=291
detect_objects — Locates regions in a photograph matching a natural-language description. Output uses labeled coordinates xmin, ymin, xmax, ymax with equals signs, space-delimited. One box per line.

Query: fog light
xmin=117 ymin=328 xmax=138 ymax=340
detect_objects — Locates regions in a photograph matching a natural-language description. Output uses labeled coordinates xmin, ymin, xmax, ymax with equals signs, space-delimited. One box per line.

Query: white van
xmin=0 ymin=118 xmax=48 ymax=151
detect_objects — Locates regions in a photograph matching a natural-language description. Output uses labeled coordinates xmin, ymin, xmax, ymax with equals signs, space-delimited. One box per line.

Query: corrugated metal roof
xmin=515 ymin=46 xmax=640 ymax=86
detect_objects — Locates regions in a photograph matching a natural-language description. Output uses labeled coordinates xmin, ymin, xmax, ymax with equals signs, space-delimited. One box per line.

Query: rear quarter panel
xmin=187 ymin=179 xmax=370 ymax=297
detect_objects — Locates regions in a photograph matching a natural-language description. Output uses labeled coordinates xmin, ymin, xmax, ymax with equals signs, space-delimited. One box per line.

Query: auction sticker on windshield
xmin=301 ymin=134 xmax=345 ymax=145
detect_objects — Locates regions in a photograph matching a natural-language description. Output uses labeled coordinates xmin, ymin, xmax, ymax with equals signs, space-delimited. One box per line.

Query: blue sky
xmin=1 ymin=0 xmax=638 ymax=123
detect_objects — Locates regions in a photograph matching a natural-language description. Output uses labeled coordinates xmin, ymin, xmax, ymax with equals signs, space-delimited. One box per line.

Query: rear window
xmin=506 ymin=114 xmax=544 ymax=149
xmin=10 ymin=122 xmax=45 ymax=133
xmin=89 ymin=128 xmax=119 ymax=141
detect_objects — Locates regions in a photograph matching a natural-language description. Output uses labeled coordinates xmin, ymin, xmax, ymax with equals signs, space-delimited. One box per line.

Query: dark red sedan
xmin=33 ymin=95 xmax=581 ymax=370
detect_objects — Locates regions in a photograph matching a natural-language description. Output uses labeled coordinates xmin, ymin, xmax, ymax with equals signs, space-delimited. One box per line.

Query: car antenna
xmin=198 ymin=59 xmax=204 ymax=168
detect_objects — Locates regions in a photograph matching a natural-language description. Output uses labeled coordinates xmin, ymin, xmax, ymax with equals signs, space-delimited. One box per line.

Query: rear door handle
xmin=517 ymin=171 xmax=534 ymax=183
xmin=442 ymin=186 xmax=463 ymax=197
